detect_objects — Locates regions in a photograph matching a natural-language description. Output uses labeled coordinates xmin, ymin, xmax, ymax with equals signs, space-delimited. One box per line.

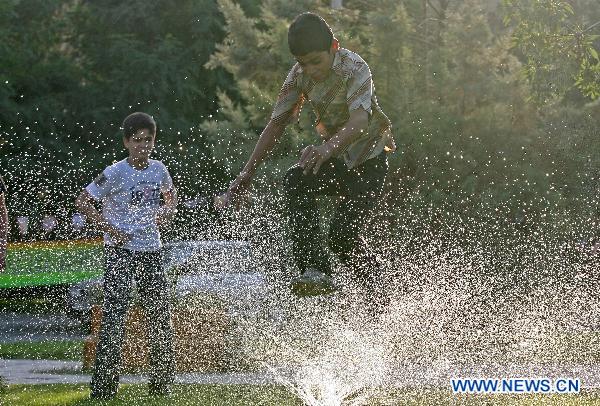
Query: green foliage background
xmin=0 ymin=0 xmax=598 ymax=243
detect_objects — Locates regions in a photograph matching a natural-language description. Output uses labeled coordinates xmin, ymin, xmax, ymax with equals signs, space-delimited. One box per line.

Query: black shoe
xmin=290 ymin=268 xmax=336 ymax=297
xmin=149 ymin=383 xmax=172 ymax=396
xmin=90 ymin=391 xmax=115 ymax=401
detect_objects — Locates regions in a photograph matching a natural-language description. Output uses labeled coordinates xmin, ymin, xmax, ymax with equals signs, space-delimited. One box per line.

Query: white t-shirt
xmin=86 ymin=159 xmax=174 ymax=252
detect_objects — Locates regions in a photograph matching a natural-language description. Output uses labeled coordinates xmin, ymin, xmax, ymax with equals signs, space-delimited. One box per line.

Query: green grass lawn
xmin=2 ymin=384 xmax=303 ymax=405
xmin=0 ymin=240 xmax=103 ymax=289
xmin=0 ymin=340 xmax=83 ymax=361
xmin=2 ymin=384 xmax=600 ymax=405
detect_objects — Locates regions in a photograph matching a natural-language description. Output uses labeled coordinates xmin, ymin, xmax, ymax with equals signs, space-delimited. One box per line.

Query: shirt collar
xmin=331 ymin=49 xmax=343 ymax=76
xmin=296 ymin=49 xmax=344 ymax=76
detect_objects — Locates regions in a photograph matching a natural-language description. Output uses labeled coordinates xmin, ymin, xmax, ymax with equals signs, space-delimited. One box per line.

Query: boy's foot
xmin=290 ymin=269 xmax=336 ymax=296
xmin=149 ymin=382 xmax=172 ymax=397
xmin=90 ymin=378 xmax=118 ymax=400
xmin=90 ymin=391 xmax=115 ymax=401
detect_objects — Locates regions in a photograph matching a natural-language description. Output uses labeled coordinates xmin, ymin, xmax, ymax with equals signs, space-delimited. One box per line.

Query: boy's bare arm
xmin=224 ymin=119 xmax=287 ymax=206
xmin=299 ymin=108 xmax=369 ymax=175
xmin=157 ymin=188 xmax=177 ymax=225
xmin=75 ymin=190 xmax=130 ymax=244
xmin=75 ymin=190 xmax=108 ymax=229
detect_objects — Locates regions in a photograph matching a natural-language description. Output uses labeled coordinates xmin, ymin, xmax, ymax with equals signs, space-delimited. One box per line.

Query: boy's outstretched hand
xmin=299 ymin=143 xmax=334 ymax=175
xmin=217 ymin=173 xmax=251 ymax=210
xmin=213 ymin=193 xmax=230 ymax=211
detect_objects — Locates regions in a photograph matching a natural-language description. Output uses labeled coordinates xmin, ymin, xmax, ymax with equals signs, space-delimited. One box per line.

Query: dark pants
xmin=284 ymin=152 xmax=388 ymax=300
xmin=90 ymin=246 xmax=174 ymax=398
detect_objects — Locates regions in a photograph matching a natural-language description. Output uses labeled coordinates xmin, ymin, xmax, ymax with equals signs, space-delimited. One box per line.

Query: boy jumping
xmin=0 ymin=175 xmax=7 ymax=272
xmin=76 ymin=112 xmax=177 ymax=399
xmin=221 ymin=13 xmax=395 ymax=308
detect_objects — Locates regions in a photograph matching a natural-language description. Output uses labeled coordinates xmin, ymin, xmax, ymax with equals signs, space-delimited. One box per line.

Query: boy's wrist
xmin=323 ymin=140 xmax=337 ymax=156
xmin=238 ymin=170 xmax=253 ymax=181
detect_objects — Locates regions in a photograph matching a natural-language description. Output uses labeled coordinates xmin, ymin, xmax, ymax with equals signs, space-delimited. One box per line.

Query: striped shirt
xmin=271 ymin=48 xmax=395 ymax=169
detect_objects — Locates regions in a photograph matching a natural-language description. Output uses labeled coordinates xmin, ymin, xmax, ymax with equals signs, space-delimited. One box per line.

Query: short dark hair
xmin=121 ymin=112 xmax=156 ymax=139
xmin=288 ymin=12 xmax=333 ymax=56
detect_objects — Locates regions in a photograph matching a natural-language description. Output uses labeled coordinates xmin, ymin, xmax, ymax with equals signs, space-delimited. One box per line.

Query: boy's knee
xmin=103 ymin=296 xmax=129 ymax=317
xmin=328 ymin=234 xmax=356 ymax=260
xmin=283 ymin=165 xmax=306 ymax=195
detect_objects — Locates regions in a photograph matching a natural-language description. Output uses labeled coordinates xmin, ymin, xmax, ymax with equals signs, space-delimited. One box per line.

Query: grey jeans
xmin=90 ymin=246 xmax=174 ymax=397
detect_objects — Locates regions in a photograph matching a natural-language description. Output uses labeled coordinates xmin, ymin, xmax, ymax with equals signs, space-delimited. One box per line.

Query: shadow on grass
xmin=0 ymin=340 xmax=83 ymax=361
xmin=0 ymin=293 xmax=68 ymax=314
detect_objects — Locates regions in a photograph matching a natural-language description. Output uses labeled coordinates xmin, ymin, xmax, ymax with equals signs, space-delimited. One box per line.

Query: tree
xmin=503 ymin=0 xmax=600 ymax=103
xmin=201 ymin=0 xmax=322 ymax=179
xmin=1 ymin=0 xmax=234 ymax=226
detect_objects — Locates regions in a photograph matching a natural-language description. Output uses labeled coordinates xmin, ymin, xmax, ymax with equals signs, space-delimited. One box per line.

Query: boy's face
xmin=295 ymin=48 xmax=336 ymax=82
xmin=123 ymin=129 xmax=155 ymax=160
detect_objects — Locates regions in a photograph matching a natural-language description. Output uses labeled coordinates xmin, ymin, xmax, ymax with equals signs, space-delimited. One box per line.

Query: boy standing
xmin=76 ymin=112 xmax=177 ymax=399
xmin=0 ymin=175 xmax=7 ymax=272
xmin=222 ymin=13 xmax=395 ymax=309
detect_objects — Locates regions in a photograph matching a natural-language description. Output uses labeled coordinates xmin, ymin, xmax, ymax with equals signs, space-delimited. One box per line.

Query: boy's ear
xmin=331 ymin=37 xmax=339 ymax=52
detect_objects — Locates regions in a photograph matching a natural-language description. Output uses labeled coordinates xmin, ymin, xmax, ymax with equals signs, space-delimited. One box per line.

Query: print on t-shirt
xmin=130 ymin=182 xmax=160 ymax=207
xmin=85 ymin=159 xmax=173 ymax=251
